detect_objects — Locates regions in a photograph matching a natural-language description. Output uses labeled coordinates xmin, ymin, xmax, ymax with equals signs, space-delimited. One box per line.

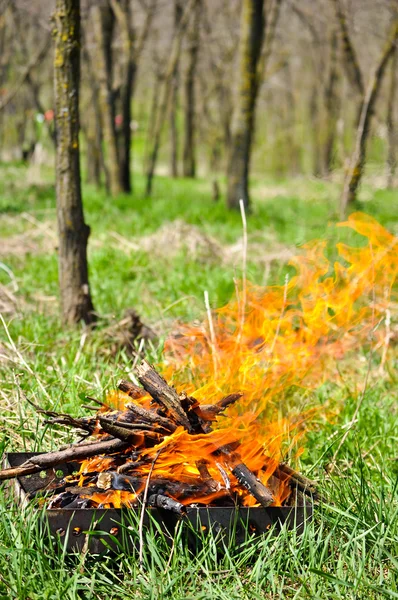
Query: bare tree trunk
xmin=331 ymin=0 xmax=364 ymax=98
xmin=387 ymin=45 xmax=397 ymax=188
xmin=284 ymin=61 xmax=300 ymax=175
xmin=54 ymin=0 xmax=96 ymax=325
xmin=91 ymin=2 xmax=122 ymax=196
xmin=323 ymin=29 xmax=340 ymax=175
xmin=226 ymin=0 xmax=265 ymax=210
xmin=182 ymin=0 xmax=201 ymax=177
xmin=81 ymin=41 xmax=110 ymax=191
xmin=145 ymin=0 xmax=195 ymax=196
xmin=341 ymin=21 xmax=398 ymax=216
xmin=111 ymin=0 xmax=136 ymax=193
xmin=169 ymin=0 xmax=183 ymax=178
xmin=310 ymin=83 xmax=323 ymax=176
xmin=83 ymin=109 xmax=102 ymax=188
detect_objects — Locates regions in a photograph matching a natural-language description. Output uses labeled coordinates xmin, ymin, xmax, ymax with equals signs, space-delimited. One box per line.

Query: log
xmin=135 ymin=360 xmax=192 ymax=431
xmin=213 ymin=442 xmax=274 ymax=507
xmin=196 ymin=393 xmax=243 ymax=420
xmin=98 ymin=416 xmax=161 ymax=442
xmin=0 ymin=438 xmax=129 ymax=481
xmin=118 ymin=379 xmax=147 ymax=399
xmin=275 ymin=463 xmax=318 ymax=499
xmin=231 ymin=463 xmax=274 ymax=507
xmin=124 ymin=402 xmax=177 ymax=432
xmin=94 ymin=470 xmax=208 ymax=499
xmin=99 ymin=416 xmax=169 ymax=435
xmin=196 ymin=459 xmax=220 ymax=492
xmin=148 ymin=493 xmax=186 ymax=514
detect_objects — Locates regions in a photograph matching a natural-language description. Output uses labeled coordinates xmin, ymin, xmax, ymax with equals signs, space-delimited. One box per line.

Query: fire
xmin=75 ymin=212 xmax=396 ymax=508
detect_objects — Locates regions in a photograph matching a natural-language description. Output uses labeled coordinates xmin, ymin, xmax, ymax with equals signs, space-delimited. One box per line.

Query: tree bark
xmin=145 ymin=0 xmax=195 ymax=196
xmin=340 ymin=21 xmax=398 ymax=216
xmin=54 ymin=0 xmax=96 ymax=325
xmin=81 ymin=40 xmax=110 ymax=191
xmin=110 ymin=0 xmax=136 ymax=193
xmin=91 ymin=2 xmax=122 ymax=196
xmin=226 ymin=0 xmax=270 ymax=210
xmin=182 ymin=0 xmax=201 ymax=178
xmin=169 ymin=0 xmax=183 ymax=178
xmin=386 ymin=45 xmax=397 ymax=188
xmin=323 ymin=29 xmax=340 ymax=174
xmin=331 ymin=0 xmax=364 ymax=98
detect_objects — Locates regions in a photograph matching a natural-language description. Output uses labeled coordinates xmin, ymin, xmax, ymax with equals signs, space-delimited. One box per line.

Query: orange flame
xmin=78 ymin=213 xmax=397 ymax=508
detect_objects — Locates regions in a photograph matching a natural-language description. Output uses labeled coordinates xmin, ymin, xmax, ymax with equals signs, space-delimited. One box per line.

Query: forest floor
xmin=0 ymin=162 xmax=397 ymax=599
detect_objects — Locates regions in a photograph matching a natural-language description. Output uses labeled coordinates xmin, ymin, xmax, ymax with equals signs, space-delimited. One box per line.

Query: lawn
xmin=0 ymin=162 xmax=397 ymax=599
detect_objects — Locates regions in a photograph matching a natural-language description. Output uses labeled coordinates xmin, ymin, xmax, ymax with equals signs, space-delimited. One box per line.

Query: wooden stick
xmin=196 ymin=393 xmax=243 ymax=420
xmin=124 ymin=402 xmax=177 ymax=432
xmin=148 ymin=493 xmax=186 ymax=514
xmin=44 ymin=416 xmax=95 ymax=433
xmin=196 ymin=459 xmax=219 ymax=492
xmin=231 ymin=463 xmax=274 ymax=507
xmin=0 ymin=438 xmax=129 ymax=481
xmin=135 ymin=360 xmax=192 ymax=431
xmin=275 ymin=463 xmax=319 ymax=499
xmin=212 ymin=440 xmax=274 ymax=507
xmin=98 ymin=417 xmax=161 ymax=442
xmin=118 ymin=379 xmax=147 ymax=399
xmin=99 ymin=415 xmax=169 ymax=435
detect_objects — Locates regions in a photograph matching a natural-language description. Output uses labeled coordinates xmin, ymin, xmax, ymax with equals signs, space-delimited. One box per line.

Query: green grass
xmin=0 ymin=162 xmax=397 ymax=598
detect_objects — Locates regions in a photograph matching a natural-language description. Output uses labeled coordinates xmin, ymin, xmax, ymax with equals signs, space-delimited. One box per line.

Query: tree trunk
xmin=331 ymin=0 xmax=364 ymax=98
xmin=340 ymin=21 xmax=398 ymax=216
xmin=169 ymin=0 xmax=183 ymax=178
xmin=91 ymin=2 xmax=122 ymax=196
xmin=386 ymin=45 xmax=397 ymax=188
xmin=323 ymin=29 xmax=340 ymax=175
xmin=226 ymin=0 xmax=265 ymax=210
xmin=310 ymin=83 xmax=323 ymax=176
xmin=84 ymin=111 xmax=102 ymax=188
xmin=81 ymin=42 xmax=110 ymax=191
xmin=182 ymin=0 xmax=201 ymax=178
xmin=145 ymin=0 xmax=195 ymax=196
xmin=110 ymin=0 xmax=136 ymax=193
xmin=54 ymin=0 xmax=96 ymax=325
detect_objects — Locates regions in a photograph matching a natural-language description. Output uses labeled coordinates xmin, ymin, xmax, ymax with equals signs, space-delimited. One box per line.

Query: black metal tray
xmin=4 ymin=452 xmax=313 ymax=553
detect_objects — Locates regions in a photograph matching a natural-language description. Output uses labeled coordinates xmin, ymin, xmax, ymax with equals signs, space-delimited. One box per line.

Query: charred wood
xmin=135 ymin=359 xmax=192 ymax=431
xmin=124 ymin=402 xmax=177 ymax=432
xmin=148 ymin=493 xmax=186 ymax=514
xmin=0 ymin=439 xmax=129 ymax=481
xmin=275 ymin=463 xmax=319 ymax=499
xmin=231 ymin=463 xmax=274 ymax=507
xmin=118 ymin=379 xmax=147 ymax=399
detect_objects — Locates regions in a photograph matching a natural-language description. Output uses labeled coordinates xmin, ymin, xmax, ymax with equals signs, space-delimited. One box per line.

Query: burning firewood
xmin=0 ymin=359 xmax=319 ymax=512
xmin=0 ymin=438 xmax=129 ymax=481
xmin=135 ymin=359 xmax=193 ymax=431
xmin=148 ymin=494 xmax=186 ymax=514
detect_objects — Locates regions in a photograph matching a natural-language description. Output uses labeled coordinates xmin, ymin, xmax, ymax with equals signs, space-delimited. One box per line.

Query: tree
xmin=386 ymin=44 xmax=397 ymax=188
xmin=54 ymin=0 xmax=96 ymax=325
xmin=90 ymin=0 xmax=157 ymax=195
xmin=91 ymin=2 xmax=122 ymax=196
xmin=169 ymin=0 xmax=183 ymax=178
xmin=145 ymin=0 xmax=195 ymax=196
xmin=182 ymin=0 xmax=201 ymax=177
xmin=226 ymin=0 xmax=282 ymax=210
xmin=323 ymin=28 xmax=340 ymax=174
xmin=340 ymin=19 xmax=398 ymax=215
xmin=111 ymin=0 xmax=158 ymax=192
xmin=226 ymin=0 xmax=265 ymax=210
